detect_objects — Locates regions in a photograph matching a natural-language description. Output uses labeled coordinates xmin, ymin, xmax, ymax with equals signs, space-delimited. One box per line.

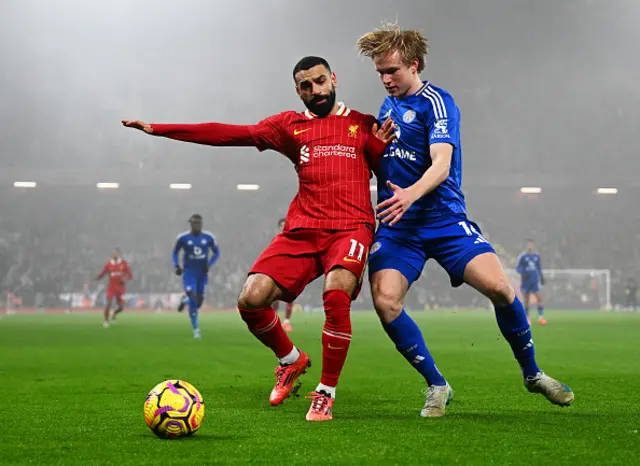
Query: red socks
xmin=238 ymin=306 xmax=294 ymax=358
xmin=238 ymin=289 xmax=352 ymax=388
xmin=320 ymin=289 xmax=352 ymax=387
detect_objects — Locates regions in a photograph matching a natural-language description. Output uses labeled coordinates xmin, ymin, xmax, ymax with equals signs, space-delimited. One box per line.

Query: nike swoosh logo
xmin=343 ymin=256 xmax=360 ymax=263
xmin=294 ymin=128 xmax=310 ymax=135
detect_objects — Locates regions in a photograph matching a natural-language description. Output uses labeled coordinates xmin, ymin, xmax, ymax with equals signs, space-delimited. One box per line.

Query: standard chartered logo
xmin=312 ymin=144 xmax=357 ymax=159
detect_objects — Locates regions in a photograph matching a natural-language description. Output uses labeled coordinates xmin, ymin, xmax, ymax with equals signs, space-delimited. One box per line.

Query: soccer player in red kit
xmin=273 ymin=218 xmax=295 ymax=332
xmin=123 ymin=56 xmax=394 ymax=421
xmin=95 ymin=248 xmax=132 ymax=327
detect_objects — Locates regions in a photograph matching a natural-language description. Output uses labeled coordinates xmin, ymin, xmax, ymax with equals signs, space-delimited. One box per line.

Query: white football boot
xmin=525 ymin=372 xmax=574 ymax=406
xmin=420 ymin=383 xmax=454 ymax=418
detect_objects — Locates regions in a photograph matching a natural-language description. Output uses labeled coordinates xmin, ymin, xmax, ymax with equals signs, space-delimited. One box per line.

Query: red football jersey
xmin=150 ymin=101 xmax=387 ymax=230
xmin=248 ymin=102 xmax=384 ymax=230
xmin=97 ymin=259 xmax=132 ymax=288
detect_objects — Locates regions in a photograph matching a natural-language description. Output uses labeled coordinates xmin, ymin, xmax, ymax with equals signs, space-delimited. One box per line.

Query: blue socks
xmin=188 ymin=295 xmax=199 ymax=331
xmin=537 ymin=304 xmax=544 ymax=317
xmin=383 ymin=310 xmax=447 ymax=386
xmin=494 ymin=297 xmax=540 ymax=379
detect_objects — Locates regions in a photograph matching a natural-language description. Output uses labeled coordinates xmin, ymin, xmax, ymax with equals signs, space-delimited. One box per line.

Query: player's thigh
xmin=246 ymin=230 xmax=320 ymax=304
xmin=426 ymin=219 xmax=501 ymax=289
xmin=368 ymin=226 xmax=425 ymax=289
xmin=463 ymin=253 xmax=515 ymax=306
xmin=105 ymin=288 xmax=116 ymax=303
xmin=320 ymin=226 xmax=374 ymax=299
xmin=370 ymin=269 xmax=410 ymax=323
xmin=182 ymin=273 xmax=198 ymax=296
xmin=197 ymin=274 xmax=208 ymax=297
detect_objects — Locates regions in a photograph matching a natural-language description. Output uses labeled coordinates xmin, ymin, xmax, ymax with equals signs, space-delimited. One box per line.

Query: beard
xmin=304 ymin=87 xmax=337 ymax=118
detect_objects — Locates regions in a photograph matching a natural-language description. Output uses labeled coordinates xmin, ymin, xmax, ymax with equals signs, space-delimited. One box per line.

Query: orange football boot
xmin=306 ymin=391 xmax=334 ymax=421
xmin=269 ymin=351 xmax=311 ymax=406
xmin=538 ymin=317 xmax=548 ymax=325
xmin=282 ymin=321 xmax=293 ymax=333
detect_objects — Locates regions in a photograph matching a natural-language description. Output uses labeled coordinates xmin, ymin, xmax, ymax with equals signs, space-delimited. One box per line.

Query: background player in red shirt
xmin=123 ymin=56 xmax=394 ymax=421
xmin=272 ymin=218 xmax=295 ymax=333
xmin=95 ymin=248 xmax=132 ymax=328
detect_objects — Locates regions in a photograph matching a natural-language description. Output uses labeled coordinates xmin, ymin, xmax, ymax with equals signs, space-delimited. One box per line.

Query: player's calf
xmin=464 ymin=254 xmax=544 ymax=380
xmin=185 ymin=292 xmax=200 ymax=336
xmin=237 ymin=274 xmax=304 ymax=405
xmin=371 ymin=269 xmax=449 ymax=407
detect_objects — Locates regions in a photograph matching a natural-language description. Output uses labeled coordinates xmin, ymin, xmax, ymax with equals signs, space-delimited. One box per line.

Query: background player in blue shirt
xmin=358 ymin=24 xmax=573 ymax=416
xmin=172 ymin=214 xmax=220 ymax=339
xmin=516 ymin=239 xmax=547 ymax=325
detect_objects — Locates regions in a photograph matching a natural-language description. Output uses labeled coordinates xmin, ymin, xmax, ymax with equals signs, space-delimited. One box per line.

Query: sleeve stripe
xmin=422 ymin=86 xmax=448 ymax=120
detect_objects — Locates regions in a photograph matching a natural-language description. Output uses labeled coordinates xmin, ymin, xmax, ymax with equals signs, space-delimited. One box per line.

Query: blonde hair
xmin=357 ymin=23 xmax=428 ymax=73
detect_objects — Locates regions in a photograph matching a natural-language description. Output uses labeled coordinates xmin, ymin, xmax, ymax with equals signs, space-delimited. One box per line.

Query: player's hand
xmin=372 ymin=118 xmax=396 ymax=145
xmin=174 ymin=266 xmax=183 ymax=276
xmin=376 ymin=180 xmax=419 ymax=226
xmin=121 ymin=120 xmax=153 ymax=134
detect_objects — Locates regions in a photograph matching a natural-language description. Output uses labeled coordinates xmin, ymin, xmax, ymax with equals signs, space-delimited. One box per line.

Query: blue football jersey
xmin=377 ymin=81 xmax=466 ymax=223
xmin=173 ymin=231 xmax=219 ymax=271
xmin=516 ymin=252 xmax=542 ymax=282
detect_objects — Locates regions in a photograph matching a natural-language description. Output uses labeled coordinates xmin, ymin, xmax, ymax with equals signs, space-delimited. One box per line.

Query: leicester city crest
xmin=402 ymin=110 xmax=416 ymax=124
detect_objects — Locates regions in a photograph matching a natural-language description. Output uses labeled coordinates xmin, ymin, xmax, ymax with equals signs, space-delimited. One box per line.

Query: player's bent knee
xmin=325 ymin=267 xmax=358 ymax=296
xmin=484 ymin=278 xmax=515 ymax=307
xmin=237 ymin=275 xmax=279 ymax=310
xmin=371 ymin=287 xmax=403 ymax=324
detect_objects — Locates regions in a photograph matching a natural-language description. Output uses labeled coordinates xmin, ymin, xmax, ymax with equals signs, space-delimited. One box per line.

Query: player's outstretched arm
xmin=122 ymin=120 xmax=257 ymax=147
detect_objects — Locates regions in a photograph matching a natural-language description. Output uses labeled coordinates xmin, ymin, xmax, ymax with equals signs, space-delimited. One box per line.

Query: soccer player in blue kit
xmin=358 ymin=24 xmax=573 ymax=416
xmin=173 ymin=214 xmax=220 ymax=339
xmin=516 ymin=239 xmax=547 ymax=325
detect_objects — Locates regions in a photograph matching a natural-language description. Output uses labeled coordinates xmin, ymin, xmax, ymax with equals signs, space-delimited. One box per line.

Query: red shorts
xmin=249 ymin=225 xmax=374 ymax=301
xmin=106 ymin=285 xmax=125 ymax=302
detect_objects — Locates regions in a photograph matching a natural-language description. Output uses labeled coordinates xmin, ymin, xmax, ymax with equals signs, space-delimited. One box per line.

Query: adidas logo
xmin=412 ymin=355 xmax=425 ymax=365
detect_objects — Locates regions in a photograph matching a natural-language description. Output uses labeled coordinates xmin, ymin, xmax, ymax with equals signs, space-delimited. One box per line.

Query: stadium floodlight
xmin=237 ymin=184 xmax=260 ymax=191
xmin=520 ymin=186 xmax=542 ymax=194
xmin=13 ymin=181 xmax=37 ymax=188
xmin=96 ymin=182 xmax=120 ymax=189
xmin=369 ymin=185 xmax=377 ymax=192
xmin=170 ymin=183 xmax=192 ymax=190
xmin=597 ymin=187 xmax=618 ymax=195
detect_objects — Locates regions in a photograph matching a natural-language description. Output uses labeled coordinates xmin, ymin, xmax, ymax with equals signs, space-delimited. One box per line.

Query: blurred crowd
xmin=0 ymin=185 xmax=637 ymax=311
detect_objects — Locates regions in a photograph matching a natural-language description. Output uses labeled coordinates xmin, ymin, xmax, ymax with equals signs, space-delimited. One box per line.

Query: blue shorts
xmin=183 ymin=270 xmax=208 ymax=297
xmin=368 ymin=217 xmax=496 ymax=287
xmin=520 ymin=280 xmax=541 ymax=294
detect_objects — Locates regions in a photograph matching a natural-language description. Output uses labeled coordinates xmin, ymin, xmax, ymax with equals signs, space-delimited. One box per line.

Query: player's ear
xmin=410 ymin=59 xmax=419 ymax=74
xmin=331 ymin=72 xmax=337 ymax=88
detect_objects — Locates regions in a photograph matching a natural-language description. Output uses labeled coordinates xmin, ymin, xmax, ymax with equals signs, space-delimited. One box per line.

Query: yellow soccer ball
xmin=143 ymin=380 xmax=205 ymax=439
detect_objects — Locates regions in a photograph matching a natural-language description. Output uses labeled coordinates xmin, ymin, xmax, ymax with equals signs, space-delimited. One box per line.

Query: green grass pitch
xmin=1 ymin=310 xmax=639 ymax=465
